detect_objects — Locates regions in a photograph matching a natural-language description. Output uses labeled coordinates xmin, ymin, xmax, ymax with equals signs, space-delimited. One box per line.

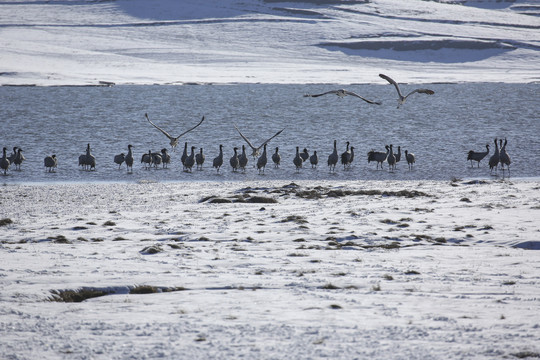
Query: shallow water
xmin=1 ymin=83 xmax=538 ymax=183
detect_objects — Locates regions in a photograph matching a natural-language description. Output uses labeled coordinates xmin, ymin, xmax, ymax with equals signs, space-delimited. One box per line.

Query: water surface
xmin=1 ymin=83 xmax=538 ymax=183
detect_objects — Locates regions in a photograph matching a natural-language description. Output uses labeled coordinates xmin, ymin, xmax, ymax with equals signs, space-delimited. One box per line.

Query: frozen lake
xmin=1 ymin=82 xmax=539 ymax=183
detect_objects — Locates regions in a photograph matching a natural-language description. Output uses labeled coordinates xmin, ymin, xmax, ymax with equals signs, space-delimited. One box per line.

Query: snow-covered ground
xmin=1 ymin=180 xmax=539 ymax=359
xmin=1 ymin=1 xmax=539 ymax=358
xmin=1 ymin=0 xmax=539 ymax=85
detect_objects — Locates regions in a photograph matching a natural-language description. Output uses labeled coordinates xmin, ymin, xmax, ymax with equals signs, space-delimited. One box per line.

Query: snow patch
xmin=0 ymin=0 xmax=539 ymax=85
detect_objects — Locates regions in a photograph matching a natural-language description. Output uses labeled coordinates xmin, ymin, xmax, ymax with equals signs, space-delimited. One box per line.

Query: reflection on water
xmin=1 ymin=83 xmax=538 ymax=183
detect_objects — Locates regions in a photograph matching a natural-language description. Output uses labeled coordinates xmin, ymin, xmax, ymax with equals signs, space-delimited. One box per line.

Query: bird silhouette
xmin=234 ymin=124 xmax=284 ymax=159
xmin=304 ymin=89 xmax=381 ymax=105
xmin=379 ymin=74 xmax=434 ymax=108
xmin=145 ymin=113 xmax=205 ymax=150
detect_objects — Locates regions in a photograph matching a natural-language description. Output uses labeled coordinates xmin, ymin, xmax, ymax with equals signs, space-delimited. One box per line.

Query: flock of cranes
xmin=367 ymin=145 xmax=415 ymax=171
xmin=0 ymin=74 xmax=509 ymax=177
xmin=1 ymin=140 xmax=416 ymax=176
xmin=467 ymin=138 xmax=512 ymax=175
xmin=1 ymin=147 xmax=26 ymax=174
xmin=303 ymin=74 xmax=435 ymax=108
xmin=2 ymin=136 xmax=509 ymax=176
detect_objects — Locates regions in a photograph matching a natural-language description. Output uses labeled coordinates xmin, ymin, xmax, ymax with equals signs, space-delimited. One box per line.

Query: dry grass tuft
xmin=140 ymin=245 xmax=163 ymax=254
xmin=511 ymin=351 xmax=540 ymax=359
xmin=49 ymin=288 xmax=111 ymax=302
xmin=49 ymin=285 xmax=187 ymax=302
xmin=320 ymin=283 xmax=340 ymax=290
xmin=0 ymin=218 xmax=13 ymax=226
xmin=281 ymin=215 xmax=308 ymax=224
xmin=48 ymin=235 xmax=71 ymax=244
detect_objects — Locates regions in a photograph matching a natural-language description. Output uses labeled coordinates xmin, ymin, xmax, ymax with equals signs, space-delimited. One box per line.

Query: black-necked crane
xmin=151 ymin=152 xmax=162 ymax=168
xmin=499 ymin=138 xmax=511 ymax=175
xmin=1 ymin=147 xmax=10 ymax=175
xmin=8 ymin=147 xmax=17 ymax=164
xmin=327 ymin=140 xmax=338 ymax=172
xmin=488 ymin=138 xmax=500 ymax=174
xmin=195 ymin=148 xmax=205 ymax=170
xmin=113 ymin=153 xmax=125 ymax=169
xmin=341 ymin=141 xmax=351 ymax=170
xmin=125 ymin=145 xmax=134 ymax=173
xmin=379 ymin=74 xmax=434 ymax=108
xmin=257 ymin=144 xmax=268 ymax=174
xmin=387 ymin=144 xmax=396 ymax=171
xmin=234 ymin=124 xmax=284 ymax=159
xmin=395 ymin=146 xmax=401 ymax=166
xmin=467 ymin=144 xmax=490 ymax=168
xmin=213 ymin=144 xmax=224 ymax=173
xmin=181 ymin=142 xmax=188 ymax=170
xmin=304 ymin=89 xmax=381 ymax=105
xmin=44 ymin=154 xmax=57 ymax=172
xmin=161 ymin=148 xmax=170 ymax=168
xmin=145 ymin=113 xmax=204 ymax=150
xmin=300 ymin=148 xmax=309 ymax=163
xmin=272 ymin=147 xmax=281 ymax=168
xmin=405 ymin=150 xmax=415 ymax=170
xmin=79 ymin=143 xmax=95 ymax=171
xmin=230 ymin=147 xmax=239 ymax=172
xmin=141 ymin=150 xmax=152 ymax=169
xmin=13 ymin=148 xmax=25 ymax=170
xmin=367 ymin=147 xmax=388 ymax=170
xmin=184 ymin=146 xmax=196 ymax=172
xmin=310 ymin=151 xmax=318 ymax=169
xmin=293 ymin=146 xmax=303 ymax=171
xmin=239 ymin=145 xmax=248 ymax=172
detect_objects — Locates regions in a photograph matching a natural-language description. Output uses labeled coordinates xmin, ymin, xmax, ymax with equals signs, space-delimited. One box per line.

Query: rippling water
xmin=1 ymin=83 xmax=538 ymax=183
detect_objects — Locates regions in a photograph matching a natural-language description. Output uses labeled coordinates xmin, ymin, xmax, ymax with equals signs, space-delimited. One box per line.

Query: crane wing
xmin=379 ymin=73 xmax=404 ymax=99
xmin=145 ymin=113 xmax=174 ymax=141
xmin=403 ymin=89 xmax=435 ymax=100
xmin=175 ymin=116 xmax=205 ymax=140
xmin=259 ymin=128 xmax=285 ymax=149
xmin=303 ymin=90 xmax=338 ymax=98
xmin=343 ymin=90 xmax=382 ymax=105
xmin=234 ymin=125 xmax=257 ymax=151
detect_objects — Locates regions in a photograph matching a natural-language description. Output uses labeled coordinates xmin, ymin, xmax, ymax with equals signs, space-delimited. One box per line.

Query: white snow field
xmin=1 ymin=180 xmax=539 ymax=359
xmin=0 ymin=0 xmax=539 ymax=86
